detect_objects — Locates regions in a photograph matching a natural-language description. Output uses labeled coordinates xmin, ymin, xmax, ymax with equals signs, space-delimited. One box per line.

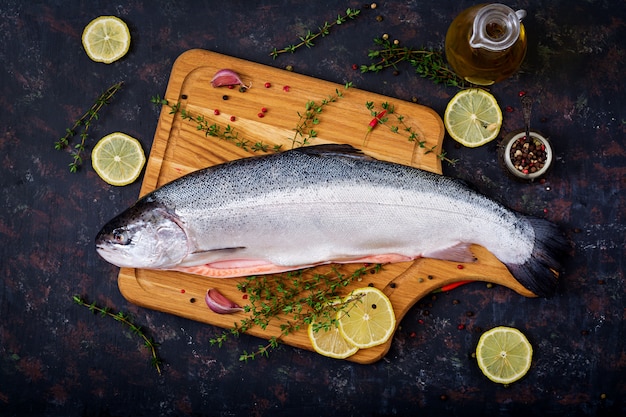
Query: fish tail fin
xmin=505 ymin=217 xmax=569 ymax=298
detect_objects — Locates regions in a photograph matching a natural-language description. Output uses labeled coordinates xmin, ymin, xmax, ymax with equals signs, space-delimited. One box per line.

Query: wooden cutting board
xmin=117 ymin=49 xmax=535 ymax=364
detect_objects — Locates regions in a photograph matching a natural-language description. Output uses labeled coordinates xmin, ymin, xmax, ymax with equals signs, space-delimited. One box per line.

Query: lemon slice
xmin=475 ymin=326 xmax=533 ymax=385
xmin=82 ymin=16 xmax=130 ymax=64
xmin=337 ymin=287 xmax=396 ymax=349
xmin=444 ymin=88 xmax=503 ymax=147
xmin=308 ymin=322 xmax=359 ymax=359
xmin=92 ymin=132 xmax=145 ymax=186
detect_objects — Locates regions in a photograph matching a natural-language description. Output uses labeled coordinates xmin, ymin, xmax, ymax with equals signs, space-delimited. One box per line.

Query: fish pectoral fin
xmin=421 ymin=242 xmax=476 ymax=263
xmin=172 ymin=259 xmax=316 ymax=279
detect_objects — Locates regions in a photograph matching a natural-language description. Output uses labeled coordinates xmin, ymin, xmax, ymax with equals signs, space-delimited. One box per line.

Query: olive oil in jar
xmin=445 ymin=4 xmax=527 ymax=85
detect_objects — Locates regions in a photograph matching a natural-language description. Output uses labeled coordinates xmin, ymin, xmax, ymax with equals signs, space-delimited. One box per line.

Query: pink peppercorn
xmin=283 ymin=85 xmax=290 ymax=92
xmin=505 ymin=106 xmax=514 ymax=113
xmin=518 ymin=90 xmax=526 ymax=97
xmin=258 ymin=112 xmax=264 ymax=118
xmin=457 ymin=324 xmax=466 ymax=330
xmin=261 ymin=107 xmax=268 ymax=113
xmin=214 ymin=109 xmax=220 ymax=115
xmin=230 ymin=116 xmax=236 ymax=122
xmin=457 ymin=264 xmax=464 ymax=269
xmin=264 ymin=82 xmax=271 ymax=88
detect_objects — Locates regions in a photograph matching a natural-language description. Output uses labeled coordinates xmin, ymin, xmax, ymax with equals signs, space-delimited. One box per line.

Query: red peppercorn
xmin=409 ymin=331 xmax=417 ymax=338
xmin=242 ymin=294 xmax=248 ymax=299
xmin=180 ymin=289 xmax=186 ymax=294
xmin=214 ymin=109 xmax=220 ymax=115
xmin=418 ymin=319 xmax=424 ymax=325
xmin=457 ymin=324 xmax=466 ymax=330
xmin=505 ymin=105 xmax=514 ymax=113
xmin=264 ymin=82 xmax=271 ymax=88
xmin=283 ymin=85 xmax=290 ymax=92
xmin=261 ymin=107 xmax=268 ymax=113
xmin=352 ymin=63 xmax=358 ymax=70
xmin=230 ymin=116 xmax=236 ymax=122
xmin=228 ymin=85 xmax=234 ymax=89
xmin=457 ymin=264 xmax=464 ymax=269
xmin=518 ymin=90 xmax=526 ymax=97
xmin=257 ymin=112 xmax=264 ymax=118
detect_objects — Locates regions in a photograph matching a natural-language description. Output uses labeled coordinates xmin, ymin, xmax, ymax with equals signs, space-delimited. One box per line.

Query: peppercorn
xmin=452 ymin=299 xmax=460 ymax=305
xmin=181 ymin=94 xmax=188 ymax=100
xmin=390 ymin=282 xmax=397 ymax=288
xmin=376 ymin=15 xmax=383 ymax=22
xmin=222 ymin=95 xmax=229 ymax=100
xmin=189 ymin=298 xmax=196 ymax=303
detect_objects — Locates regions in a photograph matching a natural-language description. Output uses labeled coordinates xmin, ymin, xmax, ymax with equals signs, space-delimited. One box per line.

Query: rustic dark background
xmin=1 ymin=1 xmax=624 ymax=416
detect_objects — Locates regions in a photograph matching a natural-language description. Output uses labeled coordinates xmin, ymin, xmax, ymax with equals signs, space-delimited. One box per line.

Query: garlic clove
xmin=210 ymin=68 xmax=245 ymax=88
xmin=205 ymin=288 xmax=244 ymax=314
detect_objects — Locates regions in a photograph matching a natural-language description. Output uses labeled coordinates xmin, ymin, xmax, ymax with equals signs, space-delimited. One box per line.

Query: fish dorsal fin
xmin=293 ymin=144 xmax=375 ymax=161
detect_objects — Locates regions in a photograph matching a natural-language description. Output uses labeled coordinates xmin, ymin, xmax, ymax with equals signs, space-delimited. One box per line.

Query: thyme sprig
xmin=290 ymin=82 xmax=352 ymax=148
xmin=365 ymin=101 xmax=458 ymax=165
xmin=151 ymin=96 xmax=280 ymax=153
xmin=361 ymin=37 xmax=467 ymax=88
xmin=270 ymin=8 xmax=361 ymax=59
xmin=72 ymin=295 xmax=162 ymax=375
xmin=55 ymin=81 xmax=124 ymax=172
xmin=210 ymin=264 xmax=382 ymax=361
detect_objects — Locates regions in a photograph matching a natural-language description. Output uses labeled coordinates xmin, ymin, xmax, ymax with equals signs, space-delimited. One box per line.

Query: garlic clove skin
xmin=205 ymin=288 xmax=244 ymax=314
xmin=210 ymin=69 xmax=244 ymax=88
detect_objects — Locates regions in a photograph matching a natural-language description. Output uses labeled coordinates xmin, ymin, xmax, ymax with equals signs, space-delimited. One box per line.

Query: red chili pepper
xmin=367 ymin=110 xmax=387 ymax=131
xmin=438 ymin=280 xmax=473 ymax=292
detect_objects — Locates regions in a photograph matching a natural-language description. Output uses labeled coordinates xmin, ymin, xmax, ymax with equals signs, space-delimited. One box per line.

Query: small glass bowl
xmin=501 ymin=129 xmax=553 ymax=181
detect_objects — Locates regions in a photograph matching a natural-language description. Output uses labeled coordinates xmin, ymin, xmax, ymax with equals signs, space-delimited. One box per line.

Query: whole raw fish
xmin=95 ymin=144 xmax=567 ymax=297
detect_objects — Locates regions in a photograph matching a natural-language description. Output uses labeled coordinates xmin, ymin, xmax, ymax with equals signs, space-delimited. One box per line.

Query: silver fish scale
xmin=146 ymin=147 xmax=535 ymax=266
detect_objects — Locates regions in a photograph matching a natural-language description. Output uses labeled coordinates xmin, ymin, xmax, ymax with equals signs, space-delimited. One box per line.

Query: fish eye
xmin=112 ymin=230 xmax=131 ymax=245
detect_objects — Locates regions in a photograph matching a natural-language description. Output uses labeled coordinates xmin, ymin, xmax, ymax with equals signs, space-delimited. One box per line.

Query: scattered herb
xmin=72 ymin=295 xmax=162 ymax=375
xmin=210 ymin=264 xmax=381 ymax=361
xmin=55 ymin=81 xmax=124 ymax=172
xmin=270 ymin=8 xmax=361 ymax=59
xmin=151 ymin=96 xmax=281 ymax=153
xmin=290 ymin=82 xmax=352 ymax=148
xmin=361 ymin=37 xmax=467 ymax=88
xmin=364 ymin=101 xmax=457 ymax=165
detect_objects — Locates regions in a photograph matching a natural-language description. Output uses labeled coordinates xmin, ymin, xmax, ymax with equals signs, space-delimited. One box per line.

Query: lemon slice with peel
xmin=92 ymin=132 xmax=145 ymax=186
xmin=337 ymin=287 xmax=396 ymax=349
xmin=444 ymin=88 xmax=502 ymax=147
xmin=82 ymin=16 xmax=130 ymax=64
xmin=476 ymin=326 xmax=533 ymax=385
xmin=308 ymin=321 xmax=359 ymax=359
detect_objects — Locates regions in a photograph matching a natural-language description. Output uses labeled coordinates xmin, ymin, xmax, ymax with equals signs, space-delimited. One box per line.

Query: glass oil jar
xmin=445 ymin=3 xmax=527 ymax=85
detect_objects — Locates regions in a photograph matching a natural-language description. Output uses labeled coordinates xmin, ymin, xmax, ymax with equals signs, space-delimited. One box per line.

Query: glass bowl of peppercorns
xmin=501 ymin=129 xmax=553 ymax=181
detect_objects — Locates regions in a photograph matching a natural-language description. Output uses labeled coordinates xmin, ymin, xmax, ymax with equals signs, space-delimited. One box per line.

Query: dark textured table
xmin=1 ymin=1 xmax=624 ymax=416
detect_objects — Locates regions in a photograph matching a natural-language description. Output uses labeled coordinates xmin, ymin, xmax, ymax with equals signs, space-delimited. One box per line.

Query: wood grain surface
xmin=117 ymin=49 xmax=535 ymax=364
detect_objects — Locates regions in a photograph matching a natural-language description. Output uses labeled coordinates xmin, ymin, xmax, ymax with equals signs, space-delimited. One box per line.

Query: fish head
xmin=95 ymin=201 xmax=189 ymax=269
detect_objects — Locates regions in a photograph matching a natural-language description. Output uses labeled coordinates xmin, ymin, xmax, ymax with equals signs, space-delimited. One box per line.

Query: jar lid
xmin=470 ymin=4 xmax=526 ymax=51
